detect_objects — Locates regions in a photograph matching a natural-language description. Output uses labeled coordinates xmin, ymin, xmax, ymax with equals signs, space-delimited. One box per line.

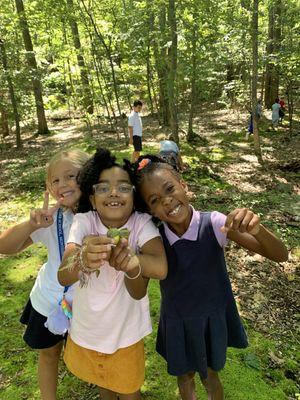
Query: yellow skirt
xmin=64 ymin=336 xmax=145 ymax=394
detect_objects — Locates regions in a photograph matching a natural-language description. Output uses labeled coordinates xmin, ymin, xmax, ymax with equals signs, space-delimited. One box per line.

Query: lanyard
xmin=56 ymin=208 xmax=70 ymax=293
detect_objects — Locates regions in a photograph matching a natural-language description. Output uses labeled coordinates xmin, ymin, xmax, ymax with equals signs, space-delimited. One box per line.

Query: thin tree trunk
xmin=67 ymin=0 xmax=93 ymax=114
xmin=286 ymin=80 xmax=294 ymax=134
xmin=167 ymin=0 xmax=179 ymax=142
xmin=146 ymin=44 xmax=154 ymax=115
xmin=187 ymin=2 xmax=198 ymax=142
xmin=79 ymin=0 xmax=125 ymax=139
xmin=0 ymin=96 xmax=10 ymax=137
xmin=15 ymin=0 xmax=49 ymax=135
xmin=152 ymin=5 xmax=170 ymax=126
xmin=264 ymin=0 xmax=282 ymax=108
xmin=0 ymin=39 xmax=21 ymax=147
xmin=251 ymin=0 xmax=262 ymax=163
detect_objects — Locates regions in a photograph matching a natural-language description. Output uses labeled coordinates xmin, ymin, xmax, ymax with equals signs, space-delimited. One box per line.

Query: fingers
xmin=30 ymin=209 xmax=54 ymax=227
xmin=109 ymin=239 xmax=133 ymax=271
xmin=48 ymin=200 xmax=62 ymax=216
xmin=42 ymin=191 xmax=49 ymax=210
xmin=82 ymin=235 xmax=115 ymax=269
xmin=221 ymin=208 xmax=261 ymax=234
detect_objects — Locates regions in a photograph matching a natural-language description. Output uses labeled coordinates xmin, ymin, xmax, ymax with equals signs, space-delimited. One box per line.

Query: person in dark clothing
xmin=125 ymin=155 xmax=288 ymax=400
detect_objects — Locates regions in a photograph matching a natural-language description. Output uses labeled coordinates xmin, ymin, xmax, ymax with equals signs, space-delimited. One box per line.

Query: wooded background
xmin=0 ymin=0 xmax=299 ymax=150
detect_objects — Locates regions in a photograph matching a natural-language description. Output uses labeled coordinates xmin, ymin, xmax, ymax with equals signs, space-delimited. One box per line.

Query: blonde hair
xmin=46 ymin=149 xmax=90 ymax=193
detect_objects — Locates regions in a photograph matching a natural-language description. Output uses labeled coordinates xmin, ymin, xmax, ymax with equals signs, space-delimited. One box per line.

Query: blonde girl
xmin=0 ymin=149 xmax=89 ymax=400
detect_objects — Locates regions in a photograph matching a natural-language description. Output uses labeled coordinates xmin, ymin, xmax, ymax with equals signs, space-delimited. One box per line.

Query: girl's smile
xmin=140 ymin=169 xmax=192 ymax=236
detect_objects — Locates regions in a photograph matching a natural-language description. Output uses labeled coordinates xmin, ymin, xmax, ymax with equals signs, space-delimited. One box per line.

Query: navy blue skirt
xmin=156 ymin=299 xmax=248 ymax=378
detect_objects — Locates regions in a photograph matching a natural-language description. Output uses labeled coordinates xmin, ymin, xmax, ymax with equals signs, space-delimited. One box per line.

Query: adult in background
xmin=128 ymin=100 xmax=143 ymax=162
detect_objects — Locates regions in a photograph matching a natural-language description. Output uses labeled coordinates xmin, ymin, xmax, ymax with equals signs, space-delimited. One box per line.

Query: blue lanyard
xmin=56 ymin=208 xmax=69 ymax=293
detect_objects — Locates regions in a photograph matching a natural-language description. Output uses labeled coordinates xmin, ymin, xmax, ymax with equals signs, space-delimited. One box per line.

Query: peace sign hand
xmin=29 ymin=192 xmax=61 ymax=229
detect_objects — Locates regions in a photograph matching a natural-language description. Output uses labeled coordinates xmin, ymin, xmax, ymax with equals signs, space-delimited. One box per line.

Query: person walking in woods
xmin=128 ymin=100 xmax=143 ymax=163
xmin=246 ymin=100 xmax=262 ymax=140
xmin=271 ymin=98 xmax=281 ymax=129
xmin=58 ymin=148 xmax=167 ymax=400
xmin=126 ymin=155 xmax=288 ymax=400
xmin=279 ymin=97 xmax=285 ymax=123
xmin=0 ymin=149 xmax=89 ymax=400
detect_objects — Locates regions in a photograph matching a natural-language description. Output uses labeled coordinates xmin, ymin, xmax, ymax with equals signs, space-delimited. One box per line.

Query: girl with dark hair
xmin=58 ymin=148 xmax=167 ymax=400
xmin=126 ymin=155 xmax=288 ymax=400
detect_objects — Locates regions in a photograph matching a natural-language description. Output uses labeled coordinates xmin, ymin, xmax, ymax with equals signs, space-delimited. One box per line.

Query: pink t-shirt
xmin=163 ymin=207 xmax=227 ymax=246
xmin=67 ymin=211 xmax=159 ymax=353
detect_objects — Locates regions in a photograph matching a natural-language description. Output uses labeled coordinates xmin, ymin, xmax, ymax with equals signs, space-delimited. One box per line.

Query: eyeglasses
xmin=93 ymin=183 xmax=134 ymax=196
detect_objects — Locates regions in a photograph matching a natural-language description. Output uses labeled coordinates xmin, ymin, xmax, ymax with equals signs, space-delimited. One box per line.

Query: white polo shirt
xmin=128 ymin=111 xmax=142 ymax=137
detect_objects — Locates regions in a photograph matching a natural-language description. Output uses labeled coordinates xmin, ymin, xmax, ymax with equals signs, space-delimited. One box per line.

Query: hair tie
xmin=137 ymin=158 xmax=151 ymax=171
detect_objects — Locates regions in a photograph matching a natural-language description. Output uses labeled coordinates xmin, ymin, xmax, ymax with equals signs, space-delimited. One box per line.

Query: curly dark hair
xmin=123 ymin=154 xmax=180 ymax=213
xmin=77 ymin=147 xmax=122 ymax=213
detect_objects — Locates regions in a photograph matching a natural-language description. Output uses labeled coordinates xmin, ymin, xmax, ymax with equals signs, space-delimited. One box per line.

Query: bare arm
xmin=223 ymin=208 xmax=288 ymax=262
xmin=109 ymin=236 xmax=168 ymax=300
xmin=0 ymin=221 xmax=34 ymax=254
xmin=128 ymin=126 xmax=133 ymax=144
xmin=0 ymin=192 xmax=60 ymax=254
xmin=58 ymin=243 xmax=81 ymax=286
xmin=58 ymin=236 xmax=113 ymax=286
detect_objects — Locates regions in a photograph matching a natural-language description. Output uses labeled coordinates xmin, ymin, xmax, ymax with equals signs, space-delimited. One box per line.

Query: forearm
xmin=128 ymin=126 xmax=133 ymax=139
xmin=124 ymin=265 xmax=148 ymax=299
xmin=58 ymin=247 xmax=81 ymax=286
xmin=0 ymin=221 xmax=34 ymax=254
xmin=252 ymin=225 xmax=288 ymax=262
xmin=138 ymin=252 xmax=168 ymax=280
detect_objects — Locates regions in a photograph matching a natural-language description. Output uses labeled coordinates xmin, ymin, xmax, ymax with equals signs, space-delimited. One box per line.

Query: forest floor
xmin=0 ymin=105 xmax=299 ymax=399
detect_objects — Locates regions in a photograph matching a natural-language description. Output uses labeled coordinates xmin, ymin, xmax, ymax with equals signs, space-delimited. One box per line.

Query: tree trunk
xmin=251 ymin=0 xmax=262 ymax=163
xmin=286 ymin=80 xmax=294 ymax=134
xmin=67 ymin=0 xmax=94 ymax=114
xmin=264 ymin=0 xmax=282 ymax=108
xmin=0 ymin=97 xmax=10 ymax=137
xmin=146 ymin=43 xmax=154 ymax=115
xmin=187 ymin=3 xmax=198 ymax=142
xmin=167 ymin=0 xmax=179 ymax=142
xmin=152 ymin=4 xmax=170 ymax=126
xmin=15 ymin=0 xmax=49 ymax=135
xmin=79 ymin=0 xmax=126 ymax=140
xmin=0 ymin=39 xmax=21 ymax=147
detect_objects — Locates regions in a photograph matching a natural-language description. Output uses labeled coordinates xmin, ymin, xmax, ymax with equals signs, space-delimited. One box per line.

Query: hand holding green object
xmin=107 ymin=228 xmax=130 ymax=244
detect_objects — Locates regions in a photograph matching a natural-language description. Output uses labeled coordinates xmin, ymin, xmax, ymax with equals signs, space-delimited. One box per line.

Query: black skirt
xmin=20 ymin=299 xmax=66 ymax=349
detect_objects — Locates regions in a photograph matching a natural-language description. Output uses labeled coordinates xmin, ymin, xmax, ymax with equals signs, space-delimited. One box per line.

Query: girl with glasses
xmin=58 ymin=147 xmax=167 ymax=400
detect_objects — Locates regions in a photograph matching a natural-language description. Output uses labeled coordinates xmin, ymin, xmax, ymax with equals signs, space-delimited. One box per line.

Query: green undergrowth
xmin=0 ymin=254 xmax=295 ymax=399
xmin=0 ymin=128 xmax=299 ymax=399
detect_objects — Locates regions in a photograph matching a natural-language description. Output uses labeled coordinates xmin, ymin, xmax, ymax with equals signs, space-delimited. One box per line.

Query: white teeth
xmin=107 ymin=202 xmax=122 ymax=207
xmin=61 ymin=191 xmax=73 ymax=198
xmin=169 ymin=205 xmax=181 ymax=216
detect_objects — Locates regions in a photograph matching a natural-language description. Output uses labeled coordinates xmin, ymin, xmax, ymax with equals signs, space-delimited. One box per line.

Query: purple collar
xmin=163 ymin=206 xmax=200 ymax=245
